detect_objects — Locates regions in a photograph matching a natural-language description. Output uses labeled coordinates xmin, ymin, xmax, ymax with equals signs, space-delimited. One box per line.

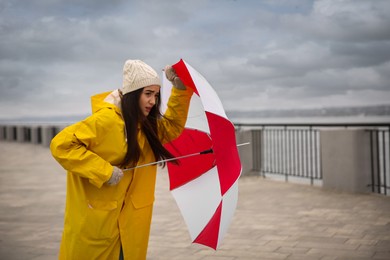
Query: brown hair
xmin=120 ymin=88 xmax=176 ymax=168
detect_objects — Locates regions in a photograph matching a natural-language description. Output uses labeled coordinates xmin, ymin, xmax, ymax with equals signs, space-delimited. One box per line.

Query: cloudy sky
xmin=1 ymin=0 xmax=389 ymax=119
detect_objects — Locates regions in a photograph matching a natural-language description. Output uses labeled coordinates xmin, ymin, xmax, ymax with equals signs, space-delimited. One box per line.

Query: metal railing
xmin=235 ymin=123 xmax=390 ymax=195
xmin=263 ymin=127 xmax=321 ymax=184
xmin=244 ymin=125 xmax=321 ymax=185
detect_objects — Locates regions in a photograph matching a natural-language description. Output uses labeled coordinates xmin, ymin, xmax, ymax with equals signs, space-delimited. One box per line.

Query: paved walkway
xmin=0 ymin=141 xmax=389 ymax=260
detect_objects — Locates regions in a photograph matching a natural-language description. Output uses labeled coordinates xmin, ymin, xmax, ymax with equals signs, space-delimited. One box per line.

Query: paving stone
xmin=307 ymin=248 xmax=374 ymax=258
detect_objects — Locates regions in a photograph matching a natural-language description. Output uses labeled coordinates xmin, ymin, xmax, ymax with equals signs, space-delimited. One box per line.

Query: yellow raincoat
xmin=50 ymin=87 xmax=193 ymax=259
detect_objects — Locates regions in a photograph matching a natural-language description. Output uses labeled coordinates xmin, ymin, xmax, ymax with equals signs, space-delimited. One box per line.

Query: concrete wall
xmin=235 ymin=129 xmax=254 ymax=175
xmin=320 ymin=129 xmax=372 ymax=193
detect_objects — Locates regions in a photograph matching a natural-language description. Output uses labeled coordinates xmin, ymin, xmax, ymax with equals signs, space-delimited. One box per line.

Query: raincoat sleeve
xmin=159 ymin=87 xmax=193 ymax=143
xmin=50 ymin=110 xmax=114 ymax=188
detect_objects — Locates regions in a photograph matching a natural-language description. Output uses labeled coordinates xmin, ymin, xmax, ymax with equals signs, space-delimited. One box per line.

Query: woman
xmin=50 ymin=59 xmax=193 ymax=259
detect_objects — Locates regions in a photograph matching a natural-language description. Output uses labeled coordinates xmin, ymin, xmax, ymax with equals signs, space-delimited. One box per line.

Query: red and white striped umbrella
xmin=162 ymin=59 xmax=242 ymax=250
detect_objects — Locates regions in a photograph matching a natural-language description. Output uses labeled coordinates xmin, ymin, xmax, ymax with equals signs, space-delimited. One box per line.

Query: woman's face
xmin=139 ymin=85 xmax=160 ymax=116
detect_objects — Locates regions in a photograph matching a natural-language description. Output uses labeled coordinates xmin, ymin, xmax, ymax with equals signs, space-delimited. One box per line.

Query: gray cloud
xmin=0 ymin=0 xmax=389 ymax=119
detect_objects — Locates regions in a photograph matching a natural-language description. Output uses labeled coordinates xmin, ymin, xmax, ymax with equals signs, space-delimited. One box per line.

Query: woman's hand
xmin=107 ymin=166 xmax=124 ymax=186
xmin=165 ymin=65 xmax=186 ymax=90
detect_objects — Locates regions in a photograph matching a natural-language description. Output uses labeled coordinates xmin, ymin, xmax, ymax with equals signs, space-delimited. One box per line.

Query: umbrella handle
xmin=200 ymin=148 xmax=213 ymax=154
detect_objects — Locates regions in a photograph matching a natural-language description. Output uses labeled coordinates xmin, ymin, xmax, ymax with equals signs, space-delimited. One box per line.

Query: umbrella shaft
xmin=123 ymin=142 xmax=249 ymax=171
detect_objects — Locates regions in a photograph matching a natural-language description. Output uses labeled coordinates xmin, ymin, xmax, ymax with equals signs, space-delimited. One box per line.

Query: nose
xmin=149 ymin=96 xmax=156 ymax=105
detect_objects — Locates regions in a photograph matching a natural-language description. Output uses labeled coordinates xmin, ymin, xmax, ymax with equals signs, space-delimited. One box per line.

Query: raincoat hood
xmin=90 ymin=89 xmax=122 ymax=115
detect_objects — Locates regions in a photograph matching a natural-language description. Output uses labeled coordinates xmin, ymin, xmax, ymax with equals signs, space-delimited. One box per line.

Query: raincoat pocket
xmin=130 ymin=194 xmax=155 ymax=209
xmin=82 ymin=200 xmax=119 ymax=240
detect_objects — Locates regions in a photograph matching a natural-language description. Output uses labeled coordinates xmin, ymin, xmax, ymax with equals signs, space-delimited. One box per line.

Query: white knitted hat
xmin=121 ymin=60 xmax=161 ymax=95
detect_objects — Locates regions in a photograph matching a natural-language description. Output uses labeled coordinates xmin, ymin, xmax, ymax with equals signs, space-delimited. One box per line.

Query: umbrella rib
xmin=123 ymin=150 xmax=211 ymax=171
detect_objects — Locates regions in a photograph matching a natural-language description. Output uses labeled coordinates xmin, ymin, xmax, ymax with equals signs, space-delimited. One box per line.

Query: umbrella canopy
xmin=161 ymin=59 xmax=242 ymax=250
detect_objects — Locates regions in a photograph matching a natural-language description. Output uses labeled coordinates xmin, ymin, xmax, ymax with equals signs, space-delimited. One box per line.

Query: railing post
xmin=0 ymin=125 xmax=6 ymax=141
xmin=31 ymin=126 xmax=42 ymax=144
xmin=320 ymin=129 xmax=371 ymax=193
xmin=16 ymin=126 xmax=28 ymax=143
xmin=6 ymin=126 xmax=16 ymax=141
xmin=41 ymin=126 xmax=56 ymax=147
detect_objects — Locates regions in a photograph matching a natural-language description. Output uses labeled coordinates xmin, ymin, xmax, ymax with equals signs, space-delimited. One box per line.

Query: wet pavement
xmin=1 ymin=141 xmax=389 ymax=260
